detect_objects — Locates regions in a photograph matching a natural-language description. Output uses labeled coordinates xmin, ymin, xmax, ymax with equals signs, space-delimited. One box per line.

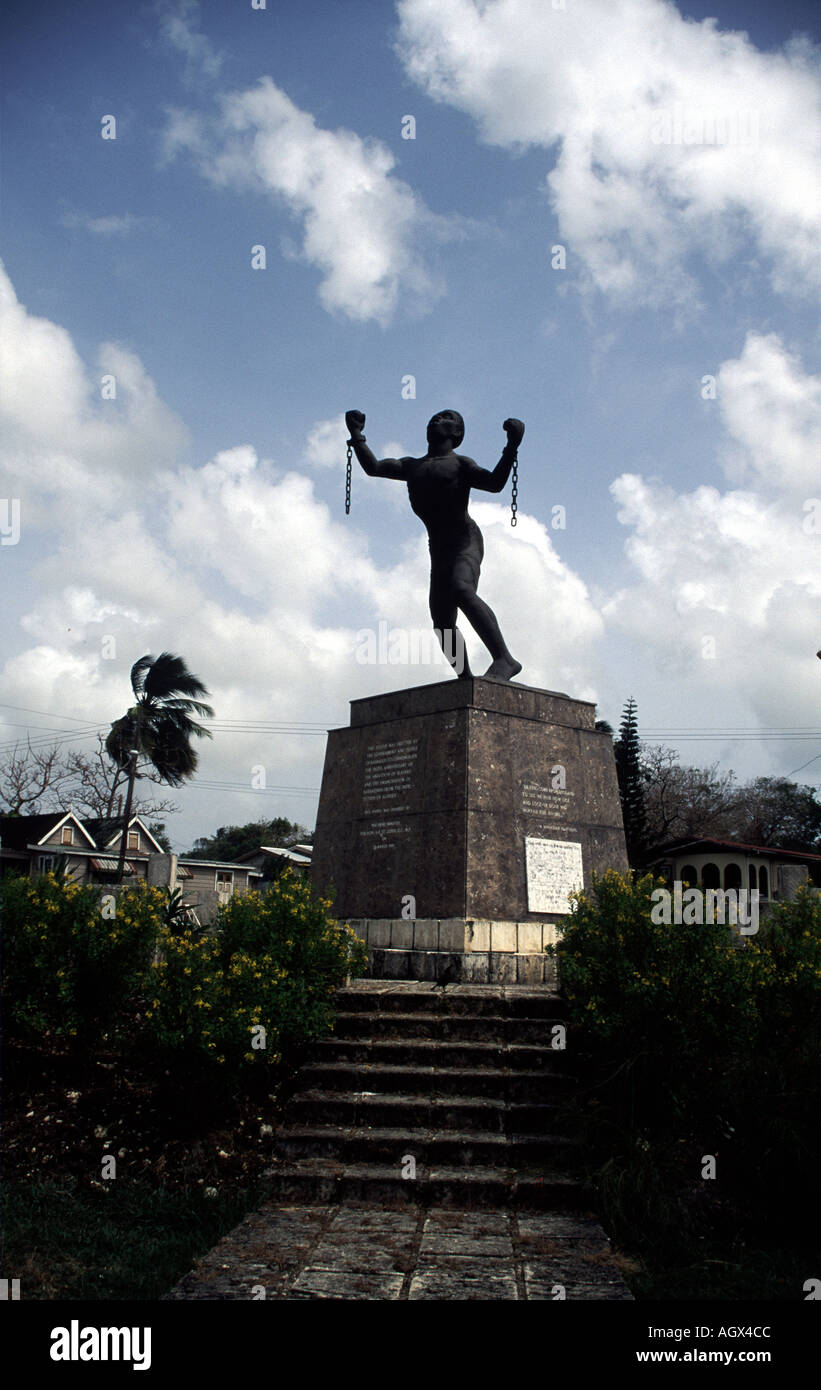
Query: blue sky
xmin=2 ymin=0 xmax=821 ymax=851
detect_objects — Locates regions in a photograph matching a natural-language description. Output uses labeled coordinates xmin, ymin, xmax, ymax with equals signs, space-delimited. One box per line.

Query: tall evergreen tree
xmin=614 ymin=696 xmax=649 ymax=869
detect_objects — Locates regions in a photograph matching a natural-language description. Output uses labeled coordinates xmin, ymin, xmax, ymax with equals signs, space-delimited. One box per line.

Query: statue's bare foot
xmin=484 ymin=656 xmax=522 ymax=681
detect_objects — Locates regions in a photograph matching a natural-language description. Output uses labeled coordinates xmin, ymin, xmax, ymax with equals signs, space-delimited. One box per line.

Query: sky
xmin=2 ymin=0 xmax=821 ymax=852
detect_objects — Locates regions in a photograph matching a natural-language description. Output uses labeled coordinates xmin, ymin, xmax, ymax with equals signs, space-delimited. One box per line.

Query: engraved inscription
xmin=359 ymin=818 xmax=413 ymax=852
xmin=525 ymin=838 xmax=584 ymax=914
xmin=363 ymin=738 xmax=419 ymax=812
xmin=522 ymin=780 xmax=575 ymax=819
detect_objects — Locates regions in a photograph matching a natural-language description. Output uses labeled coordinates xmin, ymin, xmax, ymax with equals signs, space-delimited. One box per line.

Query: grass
xmin=0 ymin=1038 xmax=306 ymax=1300
xmin=1 ymin=1176 xmax=268 ymax=1301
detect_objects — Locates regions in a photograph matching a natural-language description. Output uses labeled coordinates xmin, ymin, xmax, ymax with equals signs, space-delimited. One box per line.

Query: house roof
xmin=257 ymin=845 xmax=312 ymax=864
xmin=0 ymin=812 xmax=84 ymax=850
xmin=647 ymin=837 xmax=821 ymax=863
xmin=84 ymin=816 xmax=164 ymax=853
xmin=1 ymin=811 xmax=163 ymax=856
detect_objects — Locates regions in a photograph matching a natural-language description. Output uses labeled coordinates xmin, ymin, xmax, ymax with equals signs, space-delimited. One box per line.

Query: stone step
xmin=331 ymin=1011 xmax=559 ymax=1044
xmin=311 ymin=1036 xmax=564 ymax=1071
xmin=335 ymin=982 xmax=563 ymax=1019
xmin=286 ymin=1089 xmax=575 ymax=1136
xmin=275 ymin=1124 xmax=579 ymax=1167
xmin=297 ymin=1061 xmax=573 ymax=1101
xmin=262 ymin=1157 xmax=584 ymax=1209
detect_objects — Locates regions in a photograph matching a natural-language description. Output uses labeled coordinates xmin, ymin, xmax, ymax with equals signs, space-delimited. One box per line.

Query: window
xmin=724 ymin=862 xmax=742 ymax=891
xmin=758 ymin=865 xmax=769 ymax=898
xmin=749 ymin=865 xmax=757 ymax=890
xmin=61 ymin=825 xmax=74 ymax=845
xmin=127 ymin=831 xmax=139 ymax=851
xmin=37 ymin=854 xmax=55 ymax=873
xmin=680 ymin=864 xmax=698 ymax=887
xmin=215 ymin=870 xmax=234 ymax=896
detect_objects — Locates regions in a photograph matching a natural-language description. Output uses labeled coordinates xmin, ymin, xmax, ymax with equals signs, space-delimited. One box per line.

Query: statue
xmin=345 ymin=408 xmax=524 ymax=681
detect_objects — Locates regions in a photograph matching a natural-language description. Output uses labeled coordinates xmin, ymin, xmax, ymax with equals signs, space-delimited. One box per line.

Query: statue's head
xmin=427 ymin=409 xmax=464 ymax=449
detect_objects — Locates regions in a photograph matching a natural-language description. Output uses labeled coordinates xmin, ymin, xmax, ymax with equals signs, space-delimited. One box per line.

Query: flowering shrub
xmin=1 ymin=872 xmax=162 ymax=1045
xmin=138 ymin=869 xmax=367 ymax=1076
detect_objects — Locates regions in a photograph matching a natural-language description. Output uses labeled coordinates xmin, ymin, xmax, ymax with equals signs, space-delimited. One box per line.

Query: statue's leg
xmin=430 ymin=568 xmax=472 ymax=678
xmin=452 ymin=557 xmax=521 ymax=681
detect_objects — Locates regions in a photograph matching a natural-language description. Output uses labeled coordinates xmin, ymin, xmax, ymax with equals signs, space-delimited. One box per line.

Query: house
xmin=0 ymin=810 xmax=162 ymax=883
xmin=237 ymin=843 xmax=312 ymax=883
xmin=0 ymin=812 xmax=262 ymax=922
xmin=646 ymin=837 xmax=821 ymax=905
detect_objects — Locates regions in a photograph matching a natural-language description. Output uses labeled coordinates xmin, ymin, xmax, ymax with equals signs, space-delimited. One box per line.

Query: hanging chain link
xmin=345 ymin=441 xmax=352 ymax=515
xmin=510 ymin=454 xmax=518 ymax=527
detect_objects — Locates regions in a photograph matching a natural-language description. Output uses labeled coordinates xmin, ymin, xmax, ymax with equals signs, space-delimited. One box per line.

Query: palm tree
xmin=106 ymin=653 xmax=214 ymax=883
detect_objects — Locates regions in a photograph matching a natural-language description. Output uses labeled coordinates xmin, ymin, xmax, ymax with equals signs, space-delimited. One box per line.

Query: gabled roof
xmin=0 ymin=811 xmax=164 ymax=855
xmin=83 ymin=816 xmax=164 ymax=854
xmin=648 ymin=837 xmax=821 ymax=863
xmin=0 ymin=811 xmax=94 ymax=850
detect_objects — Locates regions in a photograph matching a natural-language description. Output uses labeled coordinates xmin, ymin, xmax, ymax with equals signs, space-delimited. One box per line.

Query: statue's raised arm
xmin=346 ymin=410 xmax=410 ymax=480
xmin=460 ymin=418 xmax=524 ymax=493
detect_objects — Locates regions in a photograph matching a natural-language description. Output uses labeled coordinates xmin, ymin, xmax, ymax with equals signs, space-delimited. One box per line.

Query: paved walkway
xmin=165 ymin=1202 xmax=634 ymax=1300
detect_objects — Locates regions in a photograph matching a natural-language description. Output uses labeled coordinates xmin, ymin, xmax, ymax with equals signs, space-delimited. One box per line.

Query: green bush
xmin=139 ymin=869 xmax=367 ymax=1077
xmin=551 ymin=870 xmax=821 ymax=1266
xmin=1 ymin=872 xmax=162 ymax=1046
xmin=551 ymin=869 xmax=757 ymax=1129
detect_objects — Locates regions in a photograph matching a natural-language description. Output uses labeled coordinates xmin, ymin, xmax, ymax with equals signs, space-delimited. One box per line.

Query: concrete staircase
xmin=264 ymin=980 xmax=586 ymax=1209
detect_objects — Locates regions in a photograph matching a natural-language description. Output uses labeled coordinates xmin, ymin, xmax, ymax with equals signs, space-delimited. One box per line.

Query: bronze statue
xmin=345 ymin=409 xmax=524 ymax=681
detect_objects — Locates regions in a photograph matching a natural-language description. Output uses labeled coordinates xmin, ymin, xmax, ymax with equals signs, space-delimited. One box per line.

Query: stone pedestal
xmin=310 ymin=678 xmax=628 ymax=981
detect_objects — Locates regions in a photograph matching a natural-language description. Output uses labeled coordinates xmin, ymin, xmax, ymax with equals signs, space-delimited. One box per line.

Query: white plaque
xmin=525 ymin=838 xmax=583 ymax=914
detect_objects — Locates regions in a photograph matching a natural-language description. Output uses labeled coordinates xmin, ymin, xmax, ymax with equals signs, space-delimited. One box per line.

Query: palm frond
xmin=129 ymin=654 xmax=155 ymax=697
xmin=143 ymin=652 xmax=211 ymax=703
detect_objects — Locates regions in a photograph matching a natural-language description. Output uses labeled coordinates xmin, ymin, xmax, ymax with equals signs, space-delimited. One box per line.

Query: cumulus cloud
xmin=163 ymin=77 xmax=452 ymax=322
xmin=305 ymin=416 xmax=347 ymax=470
xmin=0 ymin=261 xmax=189 ymax=525
xmin=396 ymin=0 xmax=821 ymax=306
xmin=604 ymin=333 xmax=821 ymax=746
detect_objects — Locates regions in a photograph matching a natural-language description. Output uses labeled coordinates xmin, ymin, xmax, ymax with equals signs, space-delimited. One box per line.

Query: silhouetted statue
xmin=345 ymin=409 xmax=523 ymax=681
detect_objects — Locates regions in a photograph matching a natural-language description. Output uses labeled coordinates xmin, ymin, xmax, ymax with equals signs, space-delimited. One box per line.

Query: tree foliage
xmin=186 ymin=818 xmax=309 ymax=862
xmin=641 ymin=746 xmax=821 ymax=857
xmin=614 ymin=697 xmax=649 ymax=868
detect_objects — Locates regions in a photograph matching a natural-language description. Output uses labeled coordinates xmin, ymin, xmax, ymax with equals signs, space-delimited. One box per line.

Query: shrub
xmin=138 ymin=869 xmax=367 ymax=1078
xmin=1 ymin=873 xmax=163 ymax=1046
xmin=551 ymin=869 xmax=757 ymax=1129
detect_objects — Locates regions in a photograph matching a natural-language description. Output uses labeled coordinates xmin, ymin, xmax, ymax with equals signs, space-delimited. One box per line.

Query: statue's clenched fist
xmin=503 ymin=418 xmax=524 ymax=449
xmin=346 ymin=410 xmax=366 ymax=438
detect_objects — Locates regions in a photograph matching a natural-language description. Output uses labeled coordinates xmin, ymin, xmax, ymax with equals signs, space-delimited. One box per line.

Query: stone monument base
xmin=346 ymin=917 xmax=560 ymax=986
xmin=311 ymin=676 xmax=628 ymax=984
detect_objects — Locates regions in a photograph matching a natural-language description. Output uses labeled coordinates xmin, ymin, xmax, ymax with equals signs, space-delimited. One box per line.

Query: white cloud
xmin=163 ymin=77 xmax=453 ymax=323
xmin=158 ymin=0 xmax=223 ymax=83
xmin=305 ymin=415 xmax=347 ymax=470
xmin=604 ymin=333 xmax=821 ymax=749
xmin=0 ymin=261 xmax=189 ymax=526
xmin=60 ymin=210 xmax=147 ymax=236
xmin=396 ymin=0 xmax=821 ymax=306
xmin=717 ymin=332 xmax=821 ymax=498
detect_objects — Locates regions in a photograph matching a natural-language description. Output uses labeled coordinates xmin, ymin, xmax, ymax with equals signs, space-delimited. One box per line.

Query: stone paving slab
xmin=165 ymin=1202 xmax=634 ymax=1301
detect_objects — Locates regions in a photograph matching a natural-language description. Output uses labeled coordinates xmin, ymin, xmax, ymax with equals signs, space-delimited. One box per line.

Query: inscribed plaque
xmin=525 ymin=838 xmax=584 ymax=914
